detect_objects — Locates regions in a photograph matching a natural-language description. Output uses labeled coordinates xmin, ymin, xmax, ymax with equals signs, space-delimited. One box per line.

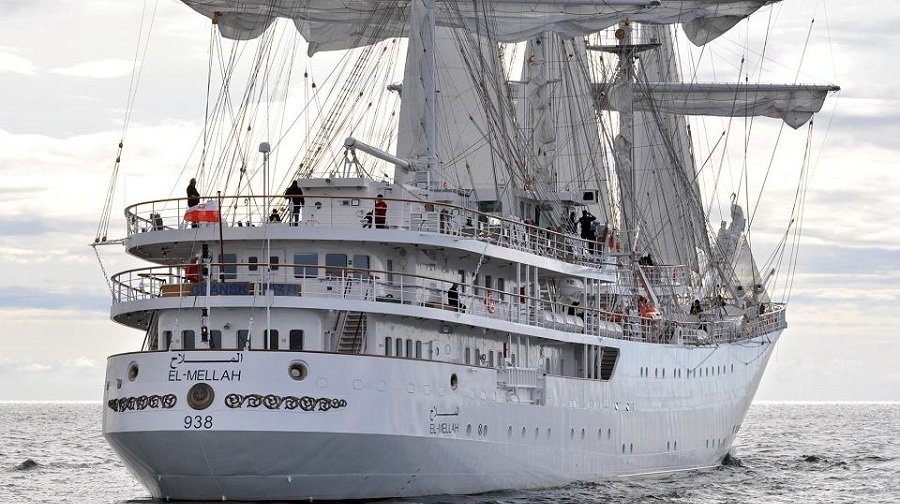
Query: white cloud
xmin=0 ymin=47 xmax=36 ymax=75
xmin=53 ymin=59 xmax=138 ymax=79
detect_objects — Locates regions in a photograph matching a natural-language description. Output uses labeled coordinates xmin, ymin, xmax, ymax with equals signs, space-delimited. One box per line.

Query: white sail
xmin=182 ymin=0 xmax=781 ymax=51
xmin=608 ymin=82 xmax=839 ymax=129
xmin=626 ymin=24 xmax=708 ymax=272
xmin=518 ymin=34 xmax=613 ymax=222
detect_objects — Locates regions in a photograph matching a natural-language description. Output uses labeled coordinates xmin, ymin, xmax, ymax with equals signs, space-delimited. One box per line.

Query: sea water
xmin=1 ymin=402 xmax=897 ymax=503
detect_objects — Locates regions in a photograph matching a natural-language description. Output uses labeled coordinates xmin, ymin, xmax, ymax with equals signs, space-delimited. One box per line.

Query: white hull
xmin=104 ymin=332 xmax=778 ymax=501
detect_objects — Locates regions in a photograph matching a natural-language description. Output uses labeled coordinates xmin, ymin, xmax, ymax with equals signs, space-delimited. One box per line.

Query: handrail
xmin=123 ymin=194 xmax=626 ymax=268
xmin=110 ymin=262 xmax=786 ymax=345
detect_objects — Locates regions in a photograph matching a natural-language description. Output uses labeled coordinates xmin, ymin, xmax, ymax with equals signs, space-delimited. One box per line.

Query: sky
xmin=0 ymin=0 xmax=897 ymax=402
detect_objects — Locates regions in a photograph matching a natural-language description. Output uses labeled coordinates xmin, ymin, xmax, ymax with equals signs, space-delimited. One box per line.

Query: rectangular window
xmin=384 ymin=336 xmax=392 ymax=356
xmin=465 ymin=347 xmax=471 ymax=365
xmin=386 ymin=259 xmax=394 ymax=284
xmin=209 ymin=330 xmax=222 ymax=350
xmin=352 ymin=255 xmax=370 ymax=279
xmin=269 ymin=256 xmax=280 ymax=271
xmin=406 ymin=339 xmax=413 ymax=359
xmin=457 ymin=269 xmax=466 ymax=292
xmin=475 ymin=347 xmax=481 ymax=365
xmin=289 ymin=330 xmax=304 ymax=350
xmin=326 ymin=253 xmax=348 ymax=277
xmin=265 ymin=329 xmax=278 ymax=350
xmin=237 ymin=330 xmax=250 ymax=350
xmin=415 ymin=340 xmax=422 ymax=359
xmin=395 ymin=338 xmax=404 ymax=357
xmin=248 ymin=256 xmax=259 ymax=272
xmin=293 ymin=253 xmax=318 ymax=278
xmin=497 ymin=278 xmax=505 ymax=300
xmin=163 ymin=331 xmax=173 ymax=351
xmin=472 ymin=274 xmax=479 ymax=295
xmin=218 ymin=253 xmax=237 ymax=280
xmin=489 ymin=350 xmax=494 ymax=367
xmin=182 ymin=330 xmax=196 ymax=350
xmin=485 ymin=275 xmax=493 ymax=292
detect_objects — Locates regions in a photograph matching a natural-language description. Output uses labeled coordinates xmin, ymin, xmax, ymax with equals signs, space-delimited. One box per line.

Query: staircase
xmin=599 ymin=346 xmax=620 ymax=380
xmin=336 ymin=311 xmax=367 ymax=353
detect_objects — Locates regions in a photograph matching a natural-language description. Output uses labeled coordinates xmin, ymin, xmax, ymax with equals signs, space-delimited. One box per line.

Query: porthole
xmin=450 ymin=373 xmax=458 ymax=390
xmin=127 ymin=361 xmax=139 ymax=382
xmin=186 ymin=383 xmax=215 ymax=410
xmin=288 ymin=361 xmax=308 ymax=381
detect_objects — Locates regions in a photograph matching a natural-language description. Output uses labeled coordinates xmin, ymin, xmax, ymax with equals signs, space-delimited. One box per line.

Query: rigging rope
xmin=95 ymin=0 xmax=158 ymax=243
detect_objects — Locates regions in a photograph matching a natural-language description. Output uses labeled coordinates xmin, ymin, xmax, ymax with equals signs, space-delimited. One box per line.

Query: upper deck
xmin=123 ymin=193 xmax=622 ymax=280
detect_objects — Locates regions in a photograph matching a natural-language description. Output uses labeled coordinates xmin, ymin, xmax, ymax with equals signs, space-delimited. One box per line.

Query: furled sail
xmin=181 ymin=0 xmax=781 ymax=52
xmin=606 ymin=82 xmax=840 ymax=129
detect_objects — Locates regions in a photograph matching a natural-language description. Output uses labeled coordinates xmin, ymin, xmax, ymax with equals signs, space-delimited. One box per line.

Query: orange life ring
xmin=486 ymin=292 xmax=496 ymax=313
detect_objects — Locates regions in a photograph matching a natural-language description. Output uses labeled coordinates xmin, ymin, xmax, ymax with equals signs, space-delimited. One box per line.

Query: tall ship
xmin=97 ymin=0 xmax=838 ymax=501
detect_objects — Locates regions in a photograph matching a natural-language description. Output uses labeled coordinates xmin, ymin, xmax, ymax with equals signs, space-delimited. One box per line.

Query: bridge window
xmin=182 ymin=330 xmax=196 ymax=350
xmin=352 ymin=255 xmax=370 ymax=279
xmin=293 ymin=253 xmax=318 ymax=278
xmin=289 ymin=330 xmax=303 ymax=350
xmin=265 ymin=330 xmax=278 ymax=350
xmin=209 ymin=330 xmax=222 ymax=349
xmin=326 ymin=253 xmax=347 ymax=277
xmin=218 ymin=253 xmax=237 ymax=280
xmin=237 ymin=330 xmax=251 ymax=350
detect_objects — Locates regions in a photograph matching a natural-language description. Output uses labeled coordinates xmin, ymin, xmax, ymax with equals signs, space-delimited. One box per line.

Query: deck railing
xmin=110 ymin=263 xmax=786 ymax=345
xmin=124 ymin=194 xmax=623 ymax=269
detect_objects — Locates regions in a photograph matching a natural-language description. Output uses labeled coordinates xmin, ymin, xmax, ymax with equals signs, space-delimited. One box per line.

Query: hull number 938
xmin=184 ymin=415 xmax=213 ymax=429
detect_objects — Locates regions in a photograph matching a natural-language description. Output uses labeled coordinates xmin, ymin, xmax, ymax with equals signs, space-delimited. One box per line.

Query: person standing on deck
xmin=187 ymin=178 xmax=200 ymax=208
xmin=374 ymin=194 xmax=387 ymax=229
xmin=186 ymin=178 xmax=201 ymax=228
xmin=284 ymin=180 xmax=305 ymax=226
xmin=577 ymin=210 xmax=596 ymax=253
